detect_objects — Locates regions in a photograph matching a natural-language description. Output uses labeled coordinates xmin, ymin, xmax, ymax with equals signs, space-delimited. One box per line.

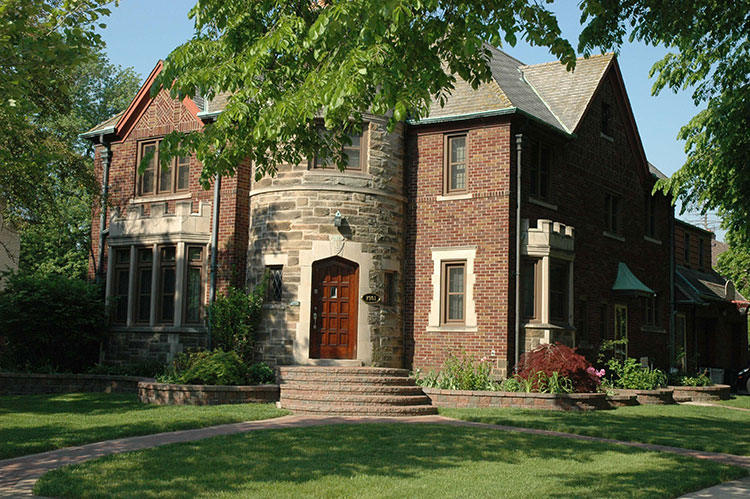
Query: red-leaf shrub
xmin=515 ymin=343 xmax=600 ymax=393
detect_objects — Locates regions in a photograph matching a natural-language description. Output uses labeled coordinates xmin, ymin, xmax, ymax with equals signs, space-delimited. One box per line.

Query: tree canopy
xmin=154 ymin=1 xmax=750 ymax=245
xmin=0 ymin=0 xmax=114 ymax=226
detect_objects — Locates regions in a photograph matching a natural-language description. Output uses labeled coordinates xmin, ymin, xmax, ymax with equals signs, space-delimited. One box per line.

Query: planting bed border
xmin=0 ymin=372 xmax=144 ymax=395
xmin=613 ymin=388 xmax=676 ymax=405
xmin=670 ymin=384 xmax=731 ymax=402
xmin=138 ymin=382 xmax=280 ymax=406
xmin=422 ymin=388 xmax=612 ymax=411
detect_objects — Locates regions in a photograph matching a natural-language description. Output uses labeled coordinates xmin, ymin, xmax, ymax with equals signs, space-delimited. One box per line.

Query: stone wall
xmin=104 ymin=330 xmax=207 ymax=364
xmin=248 ymin=116 xmax=406 ymax=367
xmin=423 ymin=388 xmax=611 ymax=411
xmin=139 ymin=381 xmax=280 ymax=405
xmin=0 ymin=373 xmax=143 ymax=395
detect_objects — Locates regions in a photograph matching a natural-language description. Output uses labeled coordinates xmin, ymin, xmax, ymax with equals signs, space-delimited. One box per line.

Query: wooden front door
xmin=310 ymin=257 xmax=359 ymax=359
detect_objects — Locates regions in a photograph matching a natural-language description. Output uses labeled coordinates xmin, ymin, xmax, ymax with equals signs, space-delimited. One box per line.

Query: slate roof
xmin=84 ymin=48 xmax=617 ymax=139
xmin=648 ymin=162 xmax=668 ymax=180
xmin=675 ymin=265 xmax=746 ymax=305
xmin=82 ymin=111 xmax=125 ymax=137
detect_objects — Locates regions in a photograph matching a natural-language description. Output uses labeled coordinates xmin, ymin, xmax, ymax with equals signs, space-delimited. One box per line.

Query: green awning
xmin=612 ymin=262 xmax=655 ymax=297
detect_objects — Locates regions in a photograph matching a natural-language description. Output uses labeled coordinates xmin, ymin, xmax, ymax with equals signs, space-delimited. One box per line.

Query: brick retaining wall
xmin=0 ymin=373 xmax=143 ymax=395
xmin=670 ymin=384 xmax=731 ymax=402
xmin=614 ymin=388 xmax=675 ymax=405
xmin=422 ymin=388 xmax=612 ymax=411
xmin=139 ymin=382 xmax=280 ymax=405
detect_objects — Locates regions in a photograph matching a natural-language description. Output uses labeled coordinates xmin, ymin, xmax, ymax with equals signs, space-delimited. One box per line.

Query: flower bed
xmin=670 ymin=384 xmax=731 ymax=402
xmin=0 ymin=372 xmax=144 ymax=395
xmin=422 ymin=388 xmax=612 ymax=411
xmin=138 ymin=381 xmax=280 ymax=406
xmin=613 ymin=388 xmax=675 ymax=405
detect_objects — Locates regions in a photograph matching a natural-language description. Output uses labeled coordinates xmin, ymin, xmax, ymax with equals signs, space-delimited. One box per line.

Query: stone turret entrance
xmin=310 ymin=257 xmax=359 ymax=359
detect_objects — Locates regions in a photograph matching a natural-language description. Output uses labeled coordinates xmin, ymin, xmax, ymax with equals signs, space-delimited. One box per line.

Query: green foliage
xmin=414 ymin=353 xmax=497 ymax=391
xmin=716 ymin=230 xmax=750 ymax=300
xmin=544 ymin=371 xmax=574 ymax=394
xmin=154 ymin=0 xmax=576 ymax=186
xmin=85 ymin=360 xmax=166 ymax=378
xmin=497 ymin=371 xmax=574 ymax=394
xmin=0 ymin=271 xmax=107 ymax=372
xmin=577 ymin=3 xmax=750 ymax=242
xmin=159 ymin=350 xmax=274 ymax=386
xmin=0 ymin=0 xmax=116 ymax=229
xmin=606 ymin=358 xmax=668 ymax=390
xmin=210 ymin=278 xmax=267 ymax=363
xmin=679 ymin=373 xmax=713 ymax=387
xmin=497 ymin=376 xmax=522 ymax=392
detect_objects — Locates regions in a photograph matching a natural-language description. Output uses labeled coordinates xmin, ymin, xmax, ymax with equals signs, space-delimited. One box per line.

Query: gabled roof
xmin=520 ymin=53 xmax=614 ymax=134
xmin=676 ymin=265 xmax=746 ymax=305
xmin=81 ymin=61 xmax=204 ymax=142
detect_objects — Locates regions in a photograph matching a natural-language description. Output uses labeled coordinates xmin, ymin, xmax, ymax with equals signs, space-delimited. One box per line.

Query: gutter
xmin=407 ymin=107 xmax=574 ymax=138
xmin=669 ymin=202 xmax=676 ymax=368
xmin=79 ymin=126 xmax=116 ymax=141
xmin=96 ymin=136 xmax=112 ymax=283
xmin=197 ymin=110 xmax=222 ymax=121
xmin=514 ymin=133 xmax=523 ymax=369
xmin=207 ymin=173 xmax=221 ymax=350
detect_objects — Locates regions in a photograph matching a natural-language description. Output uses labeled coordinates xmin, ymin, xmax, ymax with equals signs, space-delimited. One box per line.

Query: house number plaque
xmin=361 ymin=293 xmax=381 ymax=304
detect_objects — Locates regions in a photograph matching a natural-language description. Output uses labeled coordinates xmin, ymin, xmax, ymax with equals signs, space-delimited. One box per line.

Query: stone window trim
xmin=312 ymin=124 xmax=369 ymax=172
xmin=528 ymin=197 xmax=558 ymax=211
xmin=136 ymin=138 xmax=192 ymax=197
xmin=428 ymin=246 xmax=478 ymax=331
xmin=441 ymin=260 xmax=467 ymax=325
xmin=530 ymin=143 xmax=552 ymax=203
xmin=443 ymin=132 xmax=469 ymax=195
xmin=644 ymin=235 xmax=662 ymax=245
xmin=106 ymin=241 xmax=207 ymax=330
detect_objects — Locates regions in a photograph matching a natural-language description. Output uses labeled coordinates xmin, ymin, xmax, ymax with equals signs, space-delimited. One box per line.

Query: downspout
xmin=96 ymin=136 xmax=112 ymax=283
xmin=669 ymin=199 xmax=676 ymax=368
xmin=514 ymin=134 xmax=523 ymax=369
xmin=207 ymin=173 xmax=221 ymax=350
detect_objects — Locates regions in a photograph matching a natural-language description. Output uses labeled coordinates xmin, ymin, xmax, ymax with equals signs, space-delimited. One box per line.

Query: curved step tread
xmin=279 ymin=375 xmax=416 ymax=386
xmin=280 ymin=383 xmax=424 ymax=395
xmin=281 ymin=392 xmax=431 ymax=406
xmin=281 ymin=403 xmax=438 ymax=417
xmin=279 ymin=366 xmax=409 ymax=377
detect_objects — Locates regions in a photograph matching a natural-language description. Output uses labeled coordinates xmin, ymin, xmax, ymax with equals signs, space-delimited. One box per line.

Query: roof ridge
xmin=521 ymin=52 xmax=614 ymax=70
xmin=517 ymin=69 xmax=571 ymax=134
xmin=482 ymin=43 xmax=526 ymax=67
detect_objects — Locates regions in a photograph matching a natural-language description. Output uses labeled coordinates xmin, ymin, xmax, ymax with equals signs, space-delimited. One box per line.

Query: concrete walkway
xmin=683 ymin=401 xmax=750 ymax=412
xmin=1 ymin=414 xmax=748 ymax=498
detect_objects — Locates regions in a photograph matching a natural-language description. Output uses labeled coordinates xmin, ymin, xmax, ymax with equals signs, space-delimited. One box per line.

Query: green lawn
xmin=0 ymin=393 xmax=288 ymax=459
xmin=441 ymin=404 xmax=750 ymax=455
xmin=718 ymin=395 xmax=750 ymax=409
xmin=35 ymin=423 xmax=746 ymax=499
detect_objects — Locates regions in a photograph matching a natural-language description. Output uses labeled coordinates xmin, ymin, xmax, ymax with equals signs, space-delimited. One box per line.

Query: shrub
xmin=0 ymin=272 xmax=107 ymax=372
xmin=606 ymin=357 xmax=667 ymax=390
xmin=515 ymin=343 xmax=600 ymax=393
xmin=86 ymin=360 xmax=166 ymax=378
xmin=210 ymin=278 xmax=266 ymax=364
xmin=414 ymin=353 xmax=497 ymax=391
xmin=680 ymin=372 xmax=713 ymax=387
xmin=158 ymin=350 xmax=275 ymax=386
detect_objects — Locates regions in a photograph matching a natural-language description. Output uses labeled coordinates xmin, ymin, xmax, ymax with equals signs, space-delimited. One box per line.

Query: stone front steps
xmin=278 ymin=366 xmax=438 ymax=417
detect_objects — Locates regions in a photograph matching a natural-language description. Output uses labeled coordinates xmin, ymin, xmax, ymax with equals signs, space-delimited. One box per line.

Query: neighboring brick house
xmin=83 ymin=48 xmax=745 ymax=375
xmin=674 ymin=220 xmax=749 ymax=374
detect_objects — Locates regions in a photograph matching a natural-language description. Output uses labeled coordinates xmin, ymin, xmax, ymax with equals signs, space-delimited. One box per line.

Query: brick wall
xmin=675 ymin=220 xmax=714 ymax=271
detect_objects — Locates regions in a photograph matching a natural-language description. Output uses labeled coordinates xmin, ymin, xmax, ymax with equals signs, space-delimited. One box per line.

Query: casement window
xmin=137 ymin=140 xmax=191 ymax=196
xmin=111 ymin=244 xmax=206 ymax=327
xmin=601 ymin=102 xmax=612 ymax=137
xmin=265 ymin=265 xmax=283 ymax=302
xmin=314 ymin=129 xmax=368 ymax=171
xmin=549 ymin=260 xmax=569 ymax=322
xmin=113 ymin=249 xmax=130 ymax=323
xmin=442 ymin=261 xmax=466 ymax=324
xmin=604 ymin=192 xmax=621 ymax=235
xmin=684 ymin=233 xmax=691 ymax=265
xmin=530 ymin=144 xmax=551 ymax=201
xmin=184 ymin=246 xmax=205 ymax=324
xmin=135 ymin=248 xmax=153 ymax=324
xmin=642 ymin=295 xmax=657 ymax=326
xmin=698 ymin=238 xmax=705 ymax=268
xmin=444 ymin=134 xmax=467 ymax=194
xmin=383 ymin=271 xmax=396 ymax=307
xmin=645 ymin=195 xmax=657 ymax=238
xmin=520 ymin=259 xmax=540 ymax=320
xmin=158 ymin=246 xmax=177 ymax=324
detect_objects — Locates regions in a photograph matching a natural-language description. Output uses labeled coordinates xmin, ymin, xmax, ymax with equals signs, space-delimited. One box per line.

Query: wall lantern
xmin=333 ymin=210 xmax=342 ymax=227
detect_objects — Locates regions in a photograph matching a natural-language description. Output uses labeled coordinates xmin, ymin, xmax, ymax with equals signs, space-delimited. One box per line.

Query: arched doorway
xmin=310 ymin=257 xmax=359 ymax=359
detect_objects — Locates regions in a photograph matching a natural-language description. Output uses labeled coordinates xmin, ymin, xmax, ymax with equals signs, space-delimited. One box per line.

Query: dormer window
xmin=137 ymin=139 xmax=191 ymax=196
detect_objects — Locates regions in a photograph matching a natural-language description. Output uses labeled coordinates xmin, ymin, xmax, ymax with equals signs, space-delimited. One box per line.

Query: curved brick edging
xmin=614 ymin=388 xmax=675 ymax=405
xmin=422 ymin=388 xmax=612 ymax=411
xmin=138 ymin=382 xmax=280 ymax=406
xmin=0 ymin=373 xmax=145 ymax=396
xmin=670 ymin=384 xmax=731 ymax=402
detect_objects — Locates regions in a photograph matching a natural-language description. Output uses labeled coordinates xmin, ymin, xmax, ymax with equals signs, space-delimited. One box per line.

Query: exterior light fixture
xmin=333 ymin=210 xmax=342 ymax=227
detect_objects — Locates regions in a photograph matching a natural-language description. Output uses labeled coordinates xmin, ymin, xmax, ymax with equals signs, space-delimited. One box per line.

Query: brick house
xmin=83 ymin=48 xmax=746 ymax=375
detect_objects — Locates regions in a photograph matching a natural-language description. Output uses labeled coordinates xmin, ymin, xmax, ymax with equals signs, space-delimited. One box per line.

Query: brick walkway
xmin=1 ymin=414 xmax=748 ymax=498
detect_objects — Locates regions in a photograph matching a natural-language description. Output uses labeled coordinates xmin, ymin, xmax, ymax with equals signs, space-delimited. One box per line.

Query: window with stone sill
xmin=137 ymin=139 xmax=191 ymax=197
xmin=604 ymin=192 xmax=622 ymax=235
xmin=313 ymin=127 xmax=368 ymax=171
xmin=444 ymin=133 xmax=468 ymax=194
xmin=441 ymin=261 xmax=466 ymax=324
xmin=530 ymin=143 xmax=552 ymax=202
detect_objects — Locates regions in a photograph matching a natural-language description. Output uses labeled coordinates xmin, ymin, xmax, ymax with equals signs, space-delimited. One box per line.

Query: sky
xmin=98 ymin=0 xmax=722 ymax=237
